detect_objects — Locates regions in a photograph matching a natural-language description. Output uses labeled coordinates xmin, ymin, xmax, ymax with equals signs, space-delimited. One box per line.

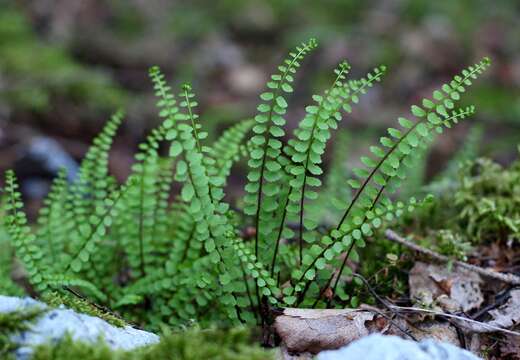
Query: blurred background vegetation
xmin=0 ymin=0 xmax=519 ymax=211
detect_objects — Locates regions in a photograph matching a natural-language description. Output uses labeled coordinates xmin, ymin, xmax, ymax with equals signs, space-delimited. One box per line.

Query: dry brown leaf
xmin=456 ymin=289 xmax=520 ymax=335
xmin=409 ymin=262 xmax=483 ymax=312
xmin=274 ymin=308 xmax=376 ymax=354
xmin=274 ymin=306 xmax=472 ymax=355
xmin=410 ymin=321 xmax=460 ymax=345
xmin=487 ymin=289 xmax=520 ymax=329
xmin=499 ymin=334 xmax=520 ymax=358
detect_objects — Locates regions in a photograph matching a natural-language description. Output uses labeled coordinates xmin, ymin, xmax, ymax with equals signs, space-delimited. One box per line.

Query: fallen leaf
xmin=499 ymin=334 xmax=520 ymax=358
xmin=274 ymin=308 xmax=376 ymax=353
xmin=409 ymin=262 xmax=483 ymax=312
xmin=410 ymin=321 xmax=460 ymax=346
xmin=452 ymin=290 xmax=520 ymax=335
xmin=487 ymin=289 xmax=520 ymax=329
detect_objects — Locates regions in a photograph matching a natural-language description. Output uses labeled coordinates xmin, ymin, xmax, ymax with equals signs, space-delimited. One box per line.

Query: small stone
xmin=0 ymin=295 xmax=159 ymax=359
xmin=317 ymin=334 xmax=481 ymax=360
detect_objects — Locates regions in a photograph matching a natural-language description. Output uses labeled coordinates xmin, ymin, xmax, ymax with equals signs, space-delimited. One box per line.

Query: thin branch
xmin=389 ymin=305 xmax=520 ymax=337
xmin=354 ymin=273 xmax=417 ymax=341
xmin=385 ymin=229 xmax=520 ymax=285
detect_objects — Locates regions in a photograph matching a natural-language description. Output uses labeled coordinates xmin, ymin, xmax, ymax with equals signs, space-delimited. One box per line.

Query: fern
xmin=118 ymin=125 xmax=166 ymax=278
xmin=3 ymin=170 xmax=46 ymax=291
xmin=244 ymin=38 xmax=318 ymax=260
xmin=35 ymin=168 xmax=69 ymax=270
xmin=282 ymin=64 xmax=386 ymax=267
xmin=307 ymin=130 xmax=352 ymax=226
xmin=291 ymin=58 xmax=490 ymax=306
xmin=0 ymin=38 xmax=492 ymax=331
xmin=426 ymin=125 xmax=484 ymax=194
xmin=0 ymin=210 xmax=23 ymax=296
xmin=209 ymin=118 xmax=254 ymax=187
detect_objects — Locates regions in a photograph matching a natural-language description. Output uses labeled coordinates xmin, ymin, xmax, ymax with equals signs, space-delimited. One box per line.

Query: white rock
xmin=317 ymin=334 xmax=481 ymax=360
xmin=0 ymin=295 xmax=159 ymax=359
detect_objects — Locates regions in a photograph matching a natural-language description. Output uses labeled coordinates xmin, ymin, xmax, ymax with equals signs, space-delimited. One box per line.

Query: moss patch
xmin=31 ymin=327 xmax=273 ymax=360
xmin=0 ymin=306 xmax=47 ymax=359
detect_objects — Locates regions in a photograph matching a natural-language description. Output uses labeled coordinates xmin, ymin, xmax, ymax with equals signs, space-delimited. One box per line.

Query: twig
xmin=388 ymin=305 xmax=520 ymax=337
xmin=471 ymin=286 xmax=516 ymax=320
xmin=354 ymin=273 xmax=417 ymax=341
xmin=359 ymin=304 xmax=417 ymax=341
xmin=385 ymin=229 xmax=520 ymax=285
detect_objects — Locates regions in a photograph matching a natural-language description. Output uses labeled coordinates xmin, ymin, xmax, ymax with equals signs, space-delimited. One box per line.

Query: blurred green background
xmin=0 ymin=0 xmax=519 ymax=205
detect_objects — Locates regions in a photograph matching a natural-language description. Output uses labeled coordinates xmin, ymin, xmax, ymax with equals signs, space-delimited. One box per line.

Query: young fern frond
xmin=316 ymin=107 xmax=474 ymax=305
xmin=179 ymin=84 xmax=228 ymax=206
xmin=339 ymin=59 xmax=490 ymax=229
xmin=65 ymin=180 xmax=131 ymax=274
xmin=307 ymin=130 xmax=352 ymax=226
xmin=0 ymin=197 xmax=24 ymax=296
xmin=148 ymin=158 xmax=176 ymax=266
xmin=44 ymin=274 xmax=107 ymax=302
xmin=244 ymin=38 xmax=318 ymax=260
xmin=291 ymin=57 xmax=490 ymax=305
xmin=276 ymin=61 xmax=352 ymax=268
xmin=73 ymin=110 xmax=124 ymax=212
xmin=35 ymin=168 xmax=69 ymax=271
xmin=281 ymin=63 xmax=386 ymax=267
xmin=174 ymin=84 xmax=221 ymax=256
xmin=147 ymin=72 xmax=247 ymax=321
xmin=209 ymin=119 xmax=255 ymax=188
xmin=118 ymin=125 xmax=166 ymax=278
xmin=3 ymin=170 xmax=46 ymax=291
xmin=426 ymin=125 xmax=484 ymax=194
xmin=63 ymin=111 xmax=124 ymax=281
xmin=295 ymin=106 xmax=478 ymax=305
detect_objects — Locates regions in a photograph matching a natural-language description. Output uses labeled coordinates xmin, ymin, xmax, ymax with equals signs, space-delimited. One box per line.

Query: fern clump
xmin=0 ymin=38 xmax=491 ymax=330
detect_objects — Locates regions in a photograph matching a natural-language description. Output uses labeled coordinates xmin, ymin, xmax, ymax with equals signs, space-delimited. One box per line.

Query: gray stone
xmin=317 ymin=334 xmax=481 ymax=360
xmin=0 ymin=295 xmax=159 ymax=359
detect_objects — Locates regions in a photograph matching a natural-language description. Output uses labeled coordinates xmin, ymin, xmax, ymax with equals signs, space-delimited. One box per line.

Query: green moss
xmin=392 ymin=153 xmax=520 ymax=258
xmin=32 ymin=327 xmax=273 ymax=360
xmin=455 ymin=157 xmax=520 ymax=243
xmin=42 ymin=292 xmax=127 ymax=328
xmin=0 ymin=307 xmax=47 ymax=359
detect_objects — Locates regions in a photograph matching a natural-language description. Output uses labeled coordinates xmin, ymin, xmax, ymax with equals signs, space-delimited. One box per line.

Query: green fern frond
xmin=146 ymin=73 xmax=247 ymax=322
xmin=281 ymin=63 xmax=386 ymax=266
xmin=3 ymin=170 xmax=46 ymax=292
xmin=426 ymin=125 xmax=484 ymax=194
xmin=294 ymin=57 xmax=490 ymax=304
xmin=243 ymin=38 xmax=318 ymax=260
xmin=119 ymin=127 xmax=166 ymax=278
xmin=73 ymin=110 xmax=124 ymax=210
xmin=65 ymin=179 xmax=132 ymax=275
xmin=43 ymin=274 xmax=107 ymax=302
xmin=35 ymin=168 xmax=69 ymax=272
xmin=0 ymin=204 xmax=24 ymax=296
xmin=209 ymin=119 xmax=254 ymax=188
xmin=309 ymin=130 xmax=352 ymax=226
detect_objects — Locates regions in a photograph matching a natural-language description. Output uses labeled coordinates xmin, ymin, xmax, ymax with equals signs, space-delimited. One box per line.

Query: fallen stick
xmin=388 ymin=305 xmax=520 ymax=337
xmin=385 ymin=229 xmax=520 ymax=286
